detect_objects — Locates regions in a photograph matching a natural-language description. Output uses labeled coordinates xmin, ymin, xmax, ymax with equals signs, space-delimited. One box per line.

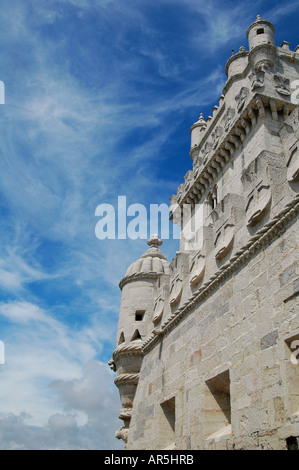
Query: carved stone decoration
xmin=274 ymin=74 xmax=291 ymax=96
xmin=211 ymin=126 xmax=223 ymax=151
xmin=286 ymin=145 xmax=299 ymax=182
xmin=115 ymin=426 xmax=129 ymax=446
xmin=249 ymin=70 xmax=265 ymax=91
xmin=170 ymin=196 xmax=182 ymax=228
xmin=290 ymin=80 xmax=299 ymax=105
xmin=177 ymin=183 xmax=185 ymax=203
xmin=235 ymin=87 xmax=249 ymax=113
xmin=118 ymin=408 xmax=132 ymax=421
xmin=242 ymin=158 xmax=272 ymax=227
xmin=108 ymin=358 xmax=116 ymax=372
xmin=169 ymin=194 xmax=177 ymax=206
xmin=193 ymin=154 xmax=202 ymax=170
xmin=201 ymin=141 xmax=213 ymax=164
xmin=189 ymin=252 xmax=205 ymax=287
xmin=246 ymin=182 xmax=271 ymax=226
xmin=223 ymin=107 xmax=236 ymax=132
xmin=184 ymin=170 xmax=194 ymax=192
xmin=169 ymin=276 xmax=183 ymax=307
xmin=153 ymin=296 xmax=164 ymax=325
xmin=214 ymin=220 xmax=235 ymax=261
xmin=211 ymin=194 xmax=243 ymax=262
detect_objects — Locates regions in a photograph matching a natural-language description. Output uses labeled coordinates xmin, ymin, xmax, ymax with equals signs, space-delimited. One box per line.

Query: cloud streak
xmin=0 ymin=0 xmax=298 ymax=450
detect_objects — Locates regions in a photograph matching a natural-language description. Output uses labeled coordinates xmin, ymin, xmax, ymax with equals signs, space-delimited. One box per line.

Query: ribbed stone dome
xmin=124 ymin=235 xmax=170 ymax=277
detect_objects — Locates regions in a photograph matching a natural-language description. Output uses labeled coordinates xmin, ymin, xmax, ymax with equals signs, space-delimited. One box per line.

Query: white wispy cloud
xmin=0 ymin=301 xmax=47 ymax=323
xmin=0 ymin=299 xmax=122 ymax=448
xmin=0 ymin=0 xmax=298 ymax=450
xmin=0 ymin=362 xmax=122 ymax=450
xmin=0 ymin=2 xmax=247 ymax=451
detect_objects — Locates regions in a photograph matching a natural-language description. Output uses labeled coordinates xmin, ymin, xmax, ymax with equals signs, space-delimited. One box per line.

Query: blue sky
xmin=0 ymin=0 xmax=298 ymax=450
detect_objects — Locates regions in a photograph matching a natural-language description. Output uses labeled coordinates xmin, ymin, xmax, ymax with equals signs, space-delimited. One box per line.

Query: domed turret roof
xmin=124 ymin=234 xmax=170 ymax=277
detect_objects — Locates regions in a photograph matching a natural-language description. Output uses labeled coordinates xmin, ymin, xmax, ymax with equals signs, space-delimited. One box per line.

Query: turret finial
xmin=147 ymin=234 xmax=162 ymax=248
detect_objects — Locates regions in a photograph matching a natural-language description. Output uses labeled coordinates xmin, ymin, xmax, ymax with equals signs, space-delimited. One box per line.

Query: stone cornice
xmin=143 ymin=193 xmax=299 ymax=354
xmin=189 ymin=61 xmax=250 ymax=156
xmin=178 ymin=94 xmax=295 ymax=208
xmin=191 ymin=102 xmax=227 ymax=151
xmin=189 ymin=61 xmax=251 ymax=161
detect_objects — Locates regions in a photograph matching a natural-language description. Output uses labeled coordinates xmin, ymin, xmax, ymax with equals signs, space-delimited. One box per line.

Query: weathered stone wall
xmin=127 ymin=214 xmax=299 ymax=449
xmin=112 ymin=17 xmax=299 ymax=450
xmin=125 ymin=101 xmax=299 ymax=451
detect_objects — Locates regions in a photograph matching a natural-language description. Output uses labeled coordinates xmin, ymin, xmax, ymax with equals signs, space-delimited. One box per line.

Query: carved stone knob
xmin=147 ymin=234 xmax=162 ymax=248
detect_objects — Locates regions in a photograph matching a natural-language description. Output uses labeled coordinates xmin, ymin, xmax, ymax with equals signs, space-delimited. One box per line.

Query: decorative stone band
xmin=181 ymin=94 xmax=295 ymax=208
xmin=118 ymin=407 xmax=132 ymax=420
xmin=114 ymin=373 xmax=140 ymax=388
xmin=143 ymin=193 xmax=299 ymax=353
xmin=119 ymin=271 xmax=158 ymax=290
xmin=113 ymin=343 xmax=144 ymax=361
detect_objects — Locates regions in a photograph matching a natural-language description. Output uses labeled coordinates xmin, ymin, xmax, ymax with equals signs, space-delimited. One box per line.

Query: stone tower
xmin=110 ymin=234 xmax=170 ymax=446
xmin=111 ymin=16 xmax=299 ymax=450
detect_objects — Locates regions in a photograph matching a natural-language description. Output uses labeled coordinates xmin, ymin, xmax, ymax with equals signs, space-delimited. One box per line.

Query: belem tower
xmin=109 ymin=15 xmax=299 ymax=450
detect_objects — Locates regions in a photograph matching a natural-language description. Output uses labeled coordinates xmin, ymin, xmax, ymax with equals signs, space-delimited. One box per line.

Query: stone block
xmin=260 ymin=330 xmax=279 ymax=350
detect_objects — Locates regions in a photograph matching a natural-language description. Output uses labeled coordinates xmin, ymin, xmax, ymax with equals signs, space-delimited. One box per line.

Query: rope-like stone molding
xmin=118 ymin=408 xmax=132 ymax=420
xmin=113 ymin=343 xmax=144 ymax=360
xmin=114 ymin=373 xmax=140 ymax=387
xmin=119 ymin=271 xmax=159 ymax=290
xmin=143 ymin=193 xmax=299 ymax=353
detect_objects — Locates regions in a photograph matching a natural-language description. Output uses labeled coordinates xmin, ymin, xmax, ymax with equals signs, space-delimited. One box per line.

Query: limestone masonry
xmin=109 ymin=16 xmax=299 ymax=450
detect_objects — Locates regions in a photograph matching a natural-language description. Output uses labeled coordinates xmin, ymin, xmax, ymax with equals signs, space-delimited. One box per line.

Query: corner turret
xmin=111 ymin=235 xmax=169 ymax=447
xmin=247 ymin=15 xmax=276 ymax=69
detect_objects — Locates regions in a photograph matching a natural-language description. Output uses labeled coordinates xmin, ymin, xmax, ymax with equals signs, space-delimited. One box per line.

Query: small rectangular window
xmin=135 ymin=310 xmax=145 ymax=322
xmin=257 ymin=28 xmax=264 ymax=35
xmin=204 ymin=369 xmax=231 ymax=441
xmin=286 ymin=436 xmax=298 ymax=450
xmin=159 ymin=397 xmax=176 ymax=449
